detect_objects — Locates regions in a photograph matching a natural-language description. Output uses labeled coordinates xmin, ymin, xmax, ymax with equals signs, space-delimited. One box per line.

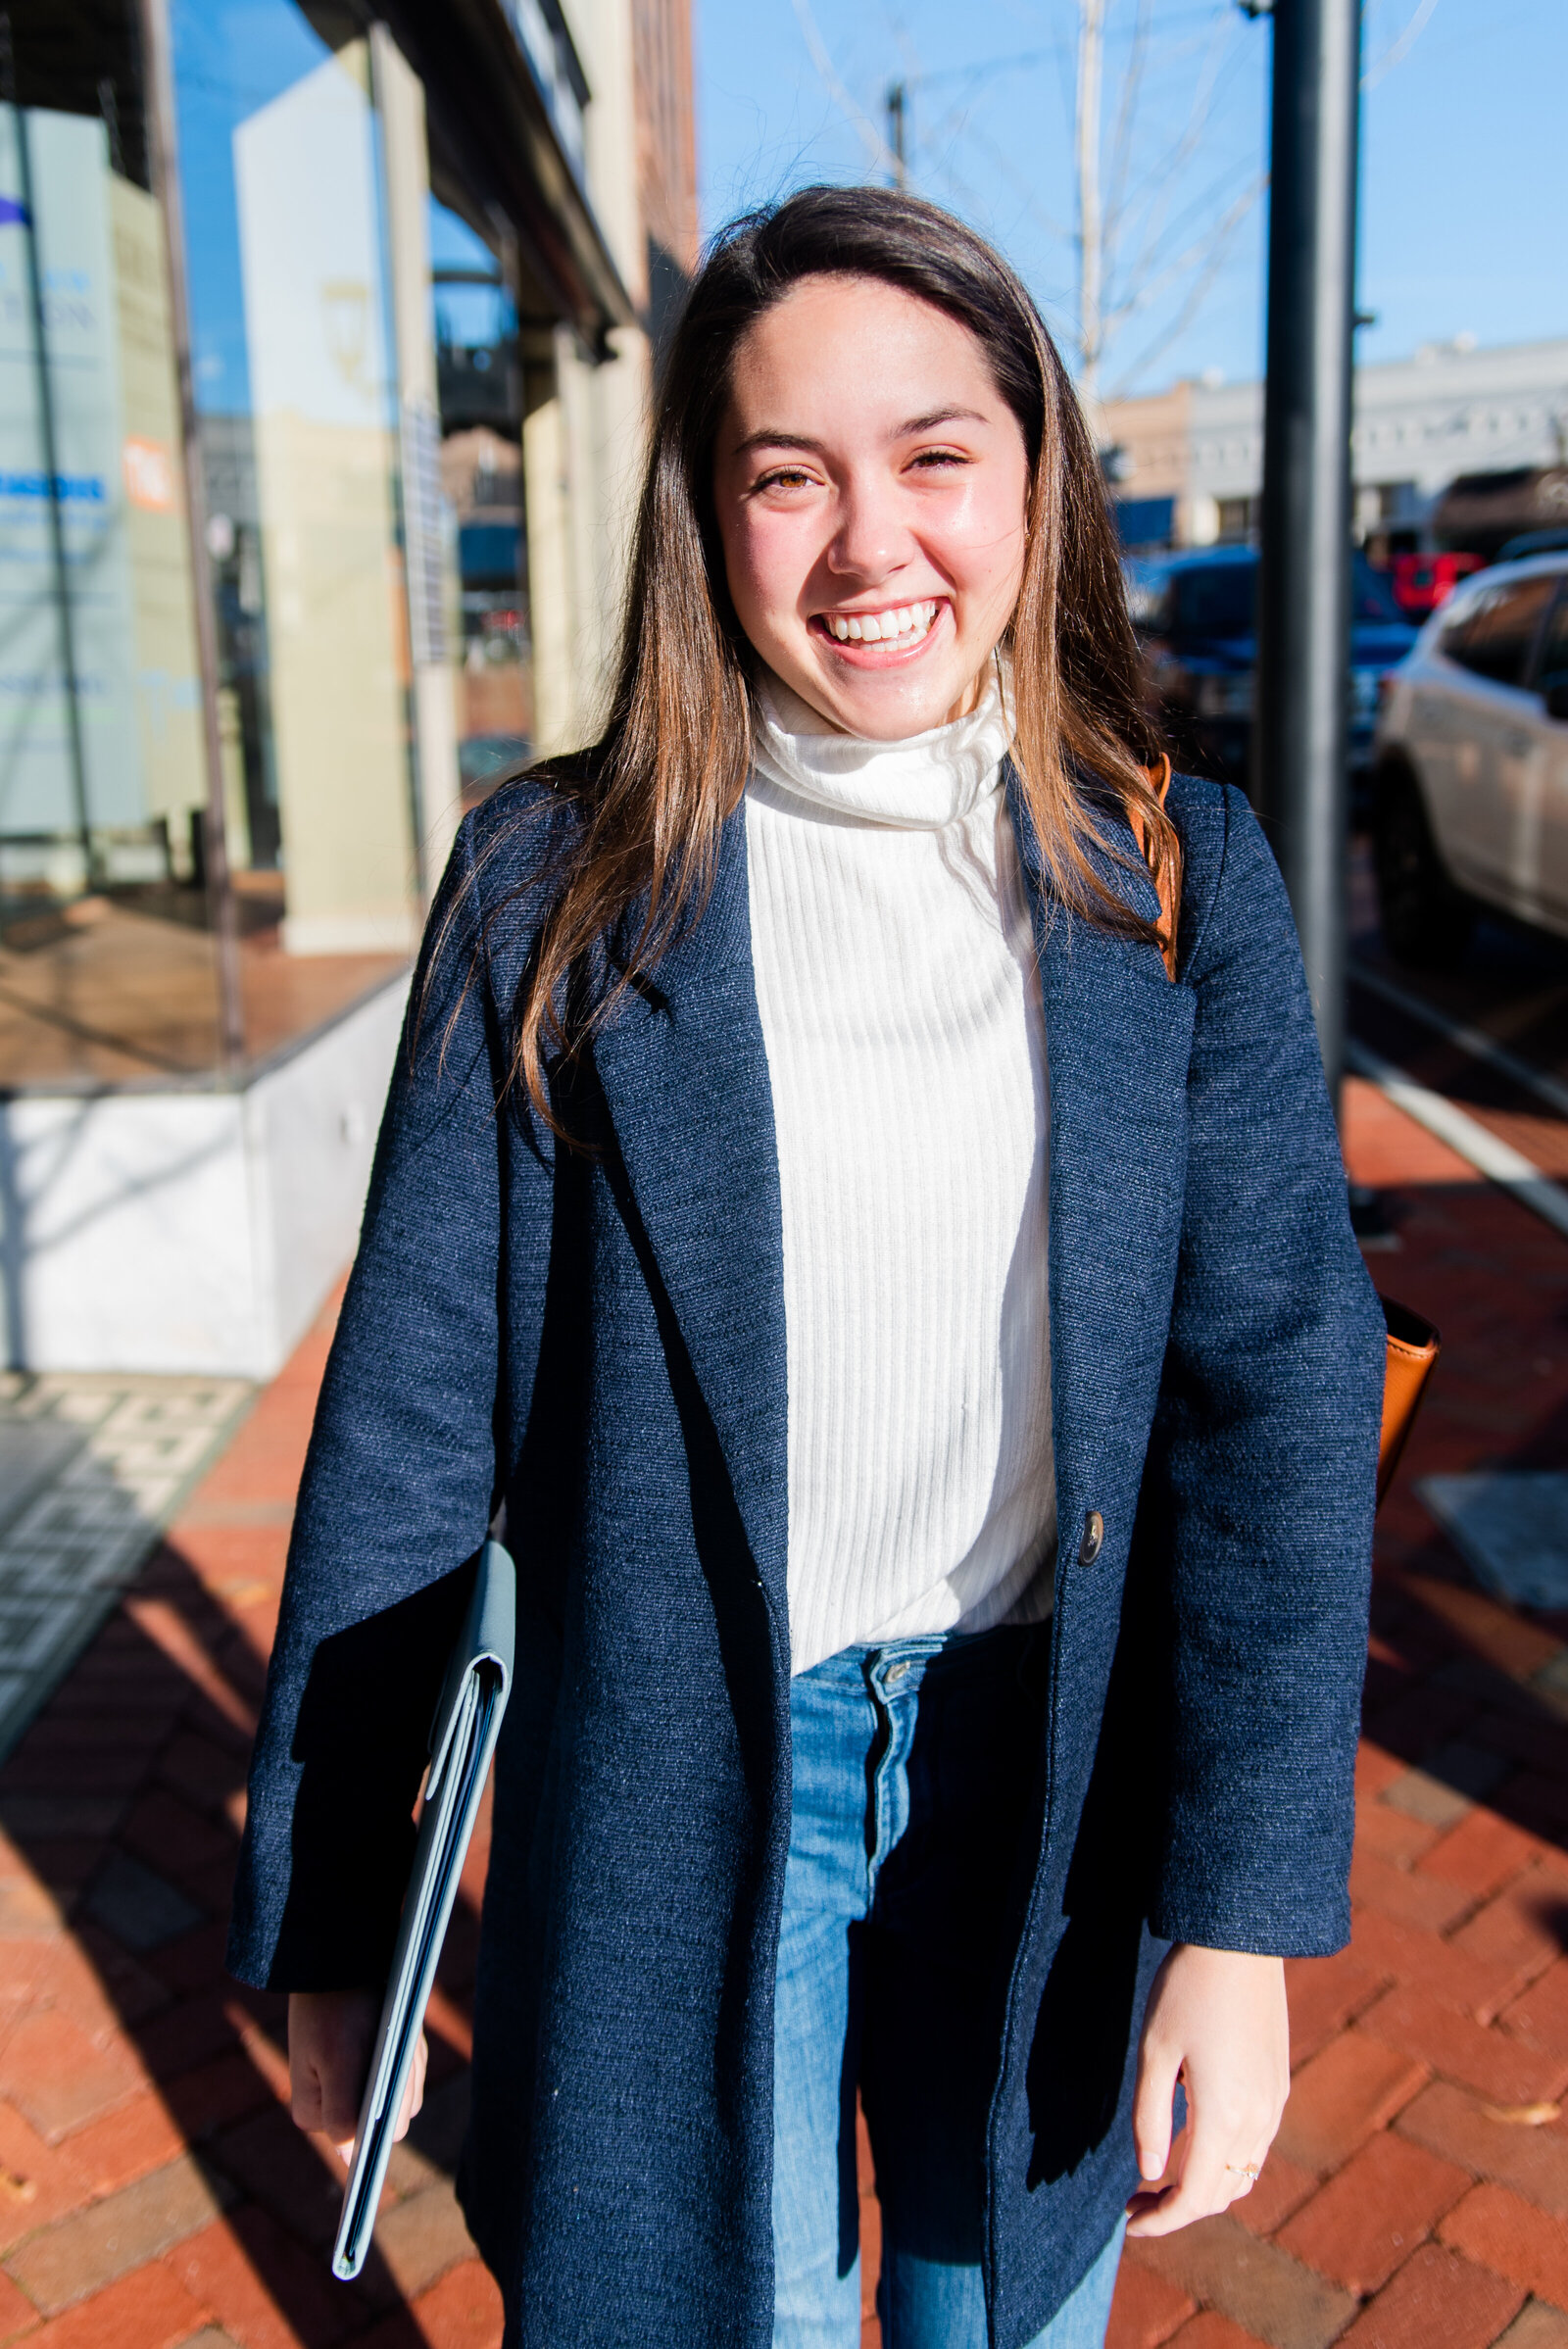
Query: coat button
xmin=1079 ymin=1509 xmax=1104 ymax=1566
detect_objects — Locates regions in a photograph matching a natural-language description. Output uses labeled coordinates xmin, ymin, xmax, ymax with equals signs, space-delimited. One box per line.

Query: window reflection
xmin=174 ymin=0 xmax=417 ymax=955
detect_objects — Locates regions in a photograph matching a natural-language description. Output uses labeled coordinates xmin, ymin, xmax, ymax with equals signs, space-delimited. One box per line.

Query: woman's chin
xmin=801 ymin=659 xmax=984 ymax=742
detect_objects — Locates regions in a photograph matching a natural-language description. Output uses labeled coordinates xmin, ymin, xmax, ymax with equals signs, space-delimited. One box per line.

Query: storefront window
xmin=0 ymin=0 xmax=430 ymax=1090
xmin=175 ymin=0 xmax=418 ymax=955
xmin=430 ymin=199 xmax=532 ymax=797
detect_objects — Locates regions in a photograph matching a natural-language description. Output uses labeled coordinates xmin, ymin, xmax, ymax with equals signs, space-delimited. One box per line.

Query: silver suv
xmin=1372 ymin=555 xmax=1568 ymax=966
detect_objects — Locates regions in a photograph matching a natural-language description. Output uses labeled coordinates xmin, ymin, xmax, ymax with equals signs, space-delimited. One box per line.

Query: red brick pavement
xmin=0 ymin=1072 xmax=1557 ymax=2348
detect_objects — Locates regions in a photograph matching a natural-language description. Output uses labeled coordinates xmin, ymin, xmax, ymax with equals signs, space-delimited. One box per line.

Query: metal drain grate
xmin=0 ymin=1374 xmax=255 ymax=1758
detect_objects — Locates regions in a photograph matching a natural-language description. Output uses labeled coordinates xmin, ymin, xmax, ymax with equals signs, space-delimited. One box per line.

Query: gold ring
xmin=1226 ymin=2163 xmax=1259 ymax=2180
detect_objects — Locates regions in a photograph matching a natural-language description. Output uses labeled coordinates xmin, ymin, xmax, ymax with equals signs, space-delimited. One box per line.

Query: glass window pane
xmin=1444 ymin=574 xmax=1555 ymax=687
xmin=1533 ymin=587 xmax=1568 ymax=702
xmin=173 ymin=0 xmax=420 ymax=958
xmin=0 ymin=2 xmax=433 ymax=1089
xmin=0 ymin=55 xmax=232 ymax=1080
xmin=429 ymin=196 xmax=531 ymax=798
xmin=1172 ymin=561 xmax=1256 ymax=638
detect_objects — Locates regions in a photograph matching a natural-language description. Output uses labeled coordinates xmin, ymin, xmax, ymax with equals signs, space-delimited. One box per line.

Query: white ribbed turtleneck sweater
xmin=746 ymin=667 xmax=1056 ymax=1677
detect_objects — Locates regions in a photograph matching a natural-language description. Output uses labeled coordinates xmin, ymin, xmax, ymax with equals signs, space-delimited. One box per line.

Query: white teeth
xmin=824 ymin=601 xmax=937 ymax=645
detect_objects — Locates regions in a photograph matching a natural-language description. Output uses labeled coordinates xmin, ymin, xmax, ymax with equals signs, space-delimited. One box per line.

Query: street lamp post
xmin=886 ymin=81 xmax=907 ymax=189
xmin=1252 ymin=0 xmax=1362 ymax=1106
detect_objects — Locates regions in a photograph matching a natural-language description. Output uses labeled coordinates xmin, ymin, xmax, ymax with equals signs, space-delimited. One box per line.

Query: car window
xmin=1170 ymin=564 xmax=1256 ymax=637
xmin=1352 ymin=554 xmax=1404 ymax=625
xmin=1122 ymin=561 xmax=1169 ymax=632
xmin=1533 ymin=587 xmax=1568 ymax=703
xmin=1441 ymin=574 xmax=1556 ymax=687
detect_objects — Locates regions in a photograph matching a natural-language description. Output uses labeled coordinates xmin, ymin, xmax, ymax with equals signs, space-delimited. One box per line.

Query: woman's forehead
xmin=724 ymin=278 xmax=1004 ymax=433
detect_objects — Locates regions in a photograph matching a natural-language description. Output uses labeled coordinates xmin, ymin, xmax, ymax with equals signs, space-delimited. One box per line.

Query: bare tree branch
xmin=788 ymin=0 xmax=901 ymax=177
xmin=1104 ymin=172 xmax=1264 ymax=395
xmin=1362 ymin=0 xmax=1440 ymax=87
xmin=1103 ymin=0 xmax=1153 ymax=247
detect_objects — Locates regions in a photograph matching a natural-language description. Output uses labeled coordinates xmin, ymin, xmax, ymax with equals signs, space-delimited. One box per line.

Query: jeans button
xmin=884 ymin=1659 xmax=910 ymax=1687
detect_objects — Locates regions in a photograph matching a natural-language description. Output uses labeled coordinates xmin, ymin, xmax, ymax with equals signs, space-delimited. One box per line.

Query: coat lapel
xmin=592 ymin=770 xmax=1194 ymax=1643
xmin=1005 ymin=763 xmax=1196 ymax=1509
xmin=590 ymin=807 xmax=790 ymax=1630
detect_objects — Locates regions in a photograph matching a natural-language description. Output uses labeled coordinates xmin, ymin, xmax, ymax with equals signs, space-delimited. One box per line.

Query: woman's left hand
xmin=1124 ymin=1943 xmax=1290 ymax=2236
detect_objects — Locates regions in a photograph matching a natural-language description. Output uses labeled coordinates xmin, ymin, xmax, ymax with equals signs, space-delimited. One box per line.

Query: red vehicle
xmin=1390 ymin=550 xmax=1484 ymax=619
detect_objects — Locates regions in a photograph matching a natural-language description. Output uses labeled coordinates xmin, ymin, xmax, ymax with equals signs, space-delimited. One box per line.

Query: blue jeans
xmin=772 ymin=1627 xmax=1124 ymax=2348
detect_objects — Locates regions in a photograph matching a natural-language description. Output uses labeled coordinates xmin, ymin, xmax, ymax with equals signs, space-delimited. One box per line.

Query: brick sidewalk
xmin=1107 ymin=1081 xmax=1568 ymax=2349
xmin=0 ymin=1075 xmax=1556 ymax=2348
xmin=0 ymin=1311 xmax=502 ymax=2349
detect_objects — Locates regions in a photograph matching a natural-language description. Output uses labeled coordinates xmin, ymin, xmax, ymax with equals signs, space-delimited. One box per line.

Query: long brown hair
xmin=495 ymin=184 xmax=1176 ymax=1126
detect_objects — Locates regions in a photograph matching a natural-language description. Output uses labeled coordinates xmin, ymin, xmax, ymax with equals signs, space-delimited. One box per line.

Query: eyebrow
xmin=731 ymin=406 xmax=988 ymax=458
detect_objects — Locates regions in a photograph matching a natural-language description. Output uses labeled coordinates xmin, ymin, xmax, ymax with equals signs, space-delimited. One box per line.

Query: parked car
xmin=1125 ymin=545 xmax=1417 ymax=807
xmin=1497 ymin=527 xmax=1568 ymax=564
xmin=1389 ymin=550 xmax=1484 ymax=620
xmin=1372 ymin=554 xmax=1568 ymax=965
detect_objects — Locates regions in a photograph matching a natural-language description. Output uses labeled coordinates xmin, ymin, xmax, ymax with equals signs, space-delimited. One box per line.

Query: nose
xmin=826 ymin=468 xmax=912 ymax=587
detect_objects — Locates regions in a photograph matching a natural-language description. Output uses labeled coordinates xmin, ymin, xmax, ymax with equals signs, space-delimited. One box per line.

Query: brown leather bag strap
xmin=1124 ymin=761 xmax=1443 ymax=1509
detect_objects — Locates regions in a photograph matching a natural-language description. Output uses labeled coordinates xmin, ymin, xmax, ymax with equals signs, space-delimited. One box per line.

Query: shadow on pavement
xmin=0 ymin=1528 xmax=492 ymax=2347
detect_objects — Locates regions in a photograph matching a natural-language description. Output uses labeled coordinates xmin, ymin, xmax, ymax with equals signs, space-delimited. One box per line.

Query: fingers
xmin=1127 ymin=2113 xmax=1247 ymax=2235
xmin=287 ymin=1988 xmax=378 ymax=2149
xmin=392 ymin=2033 xmax=428 ymax=2144
xmin=1126 ymin=2090 xmax=1281 ymax=2237
xmin=1131 ymin=2032 xmax=1182 ymax=2187
xmin=288 ymin=2058 xmax=322 ymax=2136
xmin=1125 ymin=1944 xmax=1290 ymax=2238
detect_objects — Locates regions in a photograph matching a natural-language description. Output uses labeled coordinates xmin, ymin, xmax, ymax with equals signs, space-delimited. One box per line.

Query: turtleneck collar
xmin=750 ymin=659 xmax=1013 ymax=833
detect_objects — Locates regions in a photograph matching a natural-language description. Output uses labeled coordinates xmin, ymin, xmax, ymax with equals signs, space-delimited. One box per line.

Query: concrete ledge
xmin=0 ymin=974 xmax=409 ymax=1376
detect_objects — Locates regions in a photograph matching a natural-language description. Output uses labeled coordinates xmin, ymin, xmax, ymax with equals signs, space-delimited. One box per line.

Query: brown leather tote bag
xmin=1134 ymin=757 xmax=1440 ymax=1508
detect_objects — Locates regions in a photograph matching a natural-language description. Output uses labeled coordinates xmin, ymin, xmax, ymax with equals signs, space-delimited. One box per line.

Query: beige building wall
xmin=107 ymin=174 xmax=209 ymax=855
xmin=1102 ymin=338 xmax=1568 ymax=551
xmin=1096 ymin=380 xmax=1205 ymax=539
xmin=522 ymin=0 xmax=692 ymax=759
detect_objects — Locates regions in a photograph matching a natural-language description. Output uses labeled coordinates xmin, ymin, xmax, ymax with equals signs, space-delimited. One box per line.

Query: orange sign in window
xmin=122 ymin=437 xmax=176 ymax=513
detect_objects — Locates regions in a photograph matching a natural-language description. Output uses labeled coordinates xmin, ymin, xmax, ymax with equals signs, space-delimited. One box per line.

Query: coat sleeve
xmin=226 ymin=805 xmax=554 ymax=1993
xmin=1143 ymin=783 xmax=1384 ymax=1958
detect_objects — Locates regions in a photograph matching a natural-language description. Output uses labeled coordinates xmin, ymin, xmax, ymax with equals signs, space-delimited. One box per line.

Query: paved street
xmin=1348 ymin=846 xmax=1568 ymax=1193
xmin=0 ymin=1058 xmax=1558 ymax=2347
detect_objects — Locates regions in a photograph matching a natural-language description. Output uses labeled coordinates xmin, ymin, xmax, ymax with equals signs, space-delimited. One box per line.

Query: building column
xmin=370 ymin=26 xmax=463 ymax=896
xmin=522 ymin=329 xmax=578 ymax=758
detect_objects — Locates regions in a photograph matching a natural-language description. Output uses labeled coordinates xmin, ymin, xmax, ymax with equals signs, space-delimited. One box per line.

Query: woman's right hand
xmin=288 ymin=1988 xmax=426 ymax=2162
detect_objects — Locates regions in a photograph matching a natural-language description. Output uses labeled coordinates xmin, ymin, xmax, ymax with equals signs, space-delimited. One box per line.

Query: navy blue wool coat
xmin=228 ymin=766 xmax=1384 ymax=2349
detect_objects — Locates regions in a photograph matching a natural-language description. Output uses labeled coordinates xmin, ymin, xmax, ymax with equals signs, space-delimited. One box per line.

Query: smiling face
xmin=712 ymin=274 xmax=1033 ymax=739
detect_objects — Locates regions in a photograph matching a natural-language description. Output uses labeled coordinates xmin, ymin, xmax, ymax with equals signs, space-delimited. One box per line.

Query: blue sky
xmin=695 ymin=0 xmax=1567 ymax=397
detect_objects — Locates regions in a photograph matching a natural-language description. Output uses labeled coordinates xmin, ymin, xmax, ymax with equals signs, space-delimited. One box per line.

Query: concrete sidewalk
xmin=0 ymin=1072 xmax=1557 ymax=2348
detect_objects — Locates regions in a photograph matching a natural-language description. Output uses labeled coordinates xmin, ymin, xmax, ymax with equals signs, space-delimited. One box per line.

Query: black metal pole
xmin=1252 ymin=0 xmax=1361 ymax=1106
xmin=886 ymin=82 xmax=907 ymax=190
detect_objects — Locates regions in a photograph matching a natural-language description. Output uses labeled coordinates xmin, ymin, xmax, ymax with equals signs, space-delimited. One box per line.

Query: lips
xmin=810 ymin=599 xmax=947 ymax=661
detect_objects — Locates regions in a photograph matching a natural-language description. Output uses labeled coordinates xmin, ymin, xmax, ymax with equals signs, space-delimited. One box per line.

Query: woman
xmin=229 ymin=187 xmax=1384 ymax=2349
